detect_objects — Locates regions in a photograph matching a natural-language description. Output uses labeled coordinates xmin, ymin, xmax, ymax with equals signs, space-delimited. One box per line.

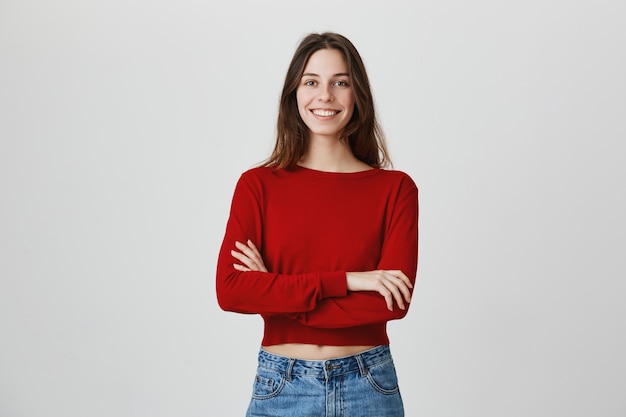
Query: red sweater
xmin=216 ymin=166 xmax=418 ymax=346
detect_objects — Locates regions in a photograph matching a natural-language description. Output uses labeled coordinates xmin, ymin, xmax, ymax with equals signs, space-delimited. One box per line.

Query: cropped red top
xmin=216 ymin=166 xmax=418 ymax=346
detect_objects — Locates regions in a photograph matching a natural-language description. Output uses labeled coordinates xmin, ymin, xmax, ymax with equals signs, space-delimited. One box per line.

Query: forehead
xmin=303 ymin=48 xmax=349 ymax=75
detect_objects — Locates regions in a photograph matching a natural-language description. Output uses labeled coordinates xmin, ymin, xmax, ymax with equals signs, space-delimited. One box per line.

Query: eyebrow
xmin=301 ymin=72 xmax=350 ymax=77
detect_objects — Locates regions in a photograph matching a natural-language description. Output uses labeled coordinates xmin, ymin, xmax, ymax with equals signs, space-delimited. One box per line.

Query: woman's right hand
xmin=346 ymin=270 xmax=413 ymax=311
xmin=231 ymin=240 xmax=268 ymax=273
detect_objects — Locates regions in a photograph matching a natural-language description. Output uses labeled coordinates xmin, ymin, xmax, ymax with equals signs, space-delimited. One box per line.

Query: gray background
xmin=1 ymin=0 xmax=625 ymax=416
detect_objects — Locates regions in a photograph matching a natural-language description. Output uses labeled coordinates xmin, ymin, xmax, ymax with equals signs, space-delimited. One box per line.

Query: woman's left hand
xmin=231 ymin=240 xmax=268 ymax=272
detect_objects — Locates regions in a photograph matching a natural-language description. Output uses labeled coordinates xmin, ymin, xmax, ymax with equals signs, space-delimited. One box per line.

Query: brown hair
xmin=263 ymin=32 xmax=391 ymax=169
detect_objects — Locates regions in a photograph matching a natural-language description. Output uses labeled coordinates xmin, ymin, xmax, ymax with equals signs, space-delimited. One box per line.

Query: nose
xmin=318 ymin=84 xmax=334 ymax=102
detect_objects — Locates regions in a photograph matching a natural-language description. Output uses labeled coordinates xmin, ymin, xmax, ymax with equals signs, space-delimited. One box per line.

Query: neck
xmin=298 ymin=135 xmax=371 ymax=173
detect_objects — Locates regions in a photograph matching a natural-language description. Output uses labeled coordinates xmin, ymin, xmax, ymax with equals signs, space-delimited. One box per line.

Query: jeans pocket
xmin=251 ymin=367 xmax=286 ymax=400
xmin=365 ymin=359 xmax=400 ymax=395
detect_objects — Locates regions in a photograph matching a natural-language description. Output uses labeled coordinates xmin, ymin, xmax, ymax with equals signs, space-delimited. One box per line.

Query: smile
xmin=311 ymin=109 xmax=339 ymax=117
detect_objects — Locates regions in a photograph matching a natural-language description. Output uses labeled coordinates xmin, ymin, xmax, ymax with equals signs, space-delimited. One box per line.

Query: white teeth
xmin=312 ymin=109 xmax=337 ymax=117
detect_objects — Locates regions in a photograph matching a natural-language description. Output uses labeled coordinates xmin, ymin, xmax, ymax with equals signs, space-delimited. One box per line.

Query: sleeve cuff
xmin=318 ymin=271 xmax=347 ymax=298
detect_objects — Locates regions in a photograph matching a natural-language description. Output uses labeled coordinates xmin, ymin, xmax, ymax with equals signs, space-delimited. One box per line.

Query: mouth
xmin=310 ymin=109 xmax=340 ymax=118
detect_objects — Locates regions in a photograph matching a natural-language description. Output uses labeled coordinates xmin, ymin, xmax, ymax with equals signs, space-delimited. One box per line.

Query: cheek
xmin=296 ymin=88 xmax=310 ymax=104
xmin=296 ymin=93 xmax=311 ymax=122
xmin=342 ymin=92 xmax=356 ymax=110
xmin=344 ymin=95 xmax=356 ymax=117
xmin=296 ymin=94 xmax=305 ymax=112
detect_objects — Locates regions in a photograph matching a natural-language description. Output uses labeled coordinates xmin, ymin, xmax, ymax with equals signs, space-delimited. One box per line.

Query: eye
xmin=334 ymin=80 xmax=349 ymax=87
xmin=303 ymin=80 xmax=317 ymax=87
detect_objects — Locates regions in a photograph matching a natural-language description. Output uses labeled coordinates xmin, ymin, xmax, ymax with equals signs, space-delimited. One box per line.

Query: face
xmin=296 ymin=48 xmax=355 ymax=141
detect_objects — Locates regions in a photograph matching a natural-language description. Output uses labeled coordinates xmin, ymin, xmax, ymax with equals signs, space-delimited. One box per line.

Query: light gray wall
xmin=1 ymin=1 xmax=624 ymax=416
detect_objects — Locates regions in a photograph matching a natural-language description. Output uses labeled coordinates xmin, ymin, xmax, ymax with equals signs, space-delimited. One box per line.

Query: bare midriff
xmin=261 ymin=344 xmax=378 ymax=360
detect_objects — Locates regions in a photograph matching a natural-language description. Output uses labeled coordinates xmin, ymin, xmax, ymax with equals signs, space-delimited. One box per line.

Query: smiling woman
xmin=216 ymin=32 xmax=418 ymax=417
xmin=266 ymin=32 xmax=391 ymax=171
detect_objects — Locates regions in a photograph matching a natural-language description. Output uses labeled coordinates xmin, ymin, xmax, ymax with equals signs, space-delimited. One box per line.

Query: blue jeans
xmin=246 ymin=345 xmax=404 ymax=417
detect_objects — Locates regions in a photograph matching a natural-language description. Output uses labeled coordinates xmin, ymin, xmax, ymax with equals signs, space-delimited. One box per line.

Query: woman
xmin=216 ymin=32 xmax=418 ymax=416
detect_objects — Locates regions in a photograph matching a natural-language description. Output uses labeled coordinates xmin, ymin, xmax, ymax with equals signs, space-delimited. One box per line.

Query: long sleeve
xmin=292 ymin=176 xmax=418 ymax=328
xmin=215 ymin=170 xmax=347 ymax=315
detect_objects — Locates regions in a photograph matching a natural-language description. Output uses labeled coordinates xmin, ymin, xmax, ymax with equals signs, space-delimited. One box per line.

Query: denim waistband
xmin=257 ymin=345 xmax=392 ymax=379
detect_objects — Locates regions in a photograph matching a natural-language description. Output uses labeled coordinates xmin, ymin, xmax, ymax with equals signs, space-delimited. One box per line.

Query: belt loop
xmin=355 ymin=354 xmax=368 ymax=378
xmin=285 ymin=358 xmax=296 ymax=381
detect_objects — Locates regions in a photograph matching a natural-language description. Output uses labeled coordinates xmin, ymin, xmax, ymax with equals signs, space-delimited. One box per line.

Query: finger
xmin=380 ymin=272 xmax=410 ymax=309
xmin=385 ymin=271 xmax=412 ymax=303
xmin=370 ymin=275 xmax=395 ymax=311
xmin=247 ymin=239 xmax=261 ymax=256
xmin=246 ymin=240 xmax=267 ymax=272
xmin=230 ymin=249 xmax=250 ymax=266
xmin=230 ymin=249 xmax=259 ymax=271
xmin=381 ymin=278 xmax=405 ymax=310
xmin=235 ymin=241 xmax=254 ymax=257
xmin=387 ymin=274 xmax=412 ymax=304
xmin=235 ymin=241 xmax=264 ymax=271
xmin=233 ymin=263 xmax=251 ymax=272
xmin=388 ymin=270 xmax=413 ymax=289
xmin=379 ymin=287 xmax=394 ymax=311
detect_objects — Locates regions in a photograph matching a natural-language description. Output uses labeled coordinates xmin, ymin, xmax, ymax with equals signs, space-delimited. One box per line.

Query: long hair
xmin=263 ymin=32 xmax=391 ymax=169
